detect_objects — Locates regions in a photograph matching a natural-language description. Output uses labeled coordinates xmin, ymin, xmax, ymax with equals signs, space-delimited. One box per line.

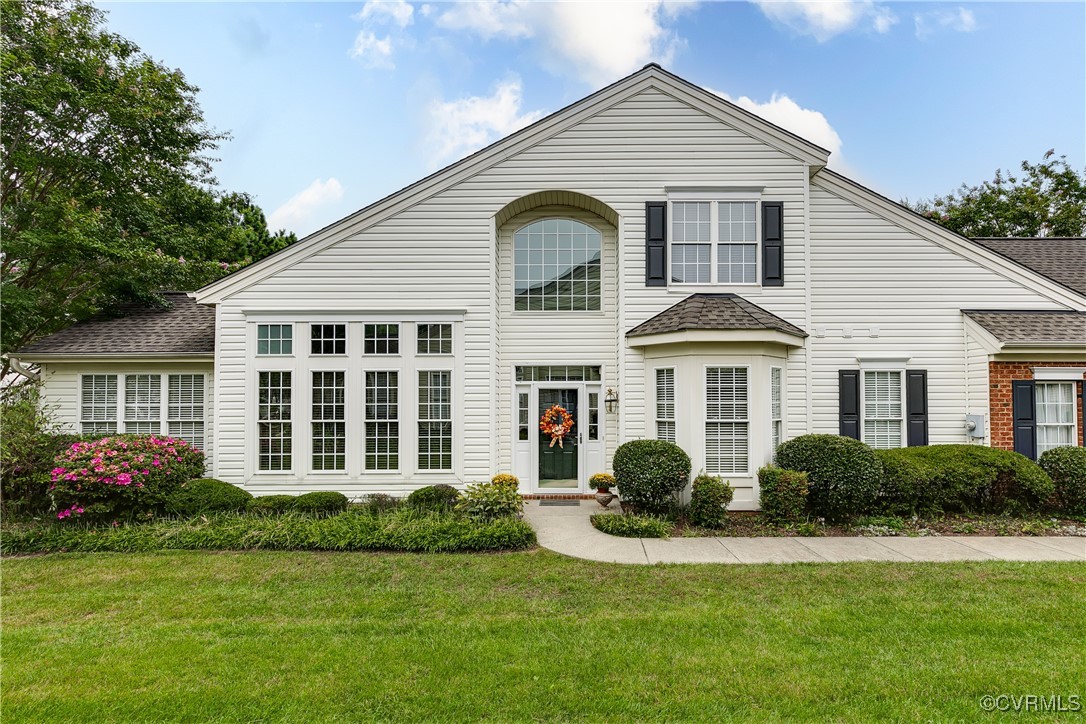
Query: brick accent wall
xmin=989 ymin=361 xmax=1086 ymax=451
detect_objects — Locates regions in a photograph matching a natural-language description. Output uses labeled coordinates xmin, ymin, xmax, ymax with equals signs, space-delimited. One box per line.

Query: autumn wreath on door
xmin=539 ymin=405 xmax=575 ymax=448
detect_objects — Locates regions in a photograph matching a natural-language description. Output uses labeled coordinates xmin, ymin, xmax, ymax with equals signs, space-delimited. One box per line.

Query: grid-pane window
xmin=168 ymin=375 xmax=205 ymax=450
xmin=310 ymin=324 xmax=346 ymax=355
xmin=588 ymin=392 xmax=599 ymax=441
xmin=123 ymin=374 xmax=161 ymax=434
xmin=81 ymin=375 xmax=118 ymax=434
xmin=706 ymin=367 xmax=748 ymax=474
xmin=364 ymin=324 xmax=399 ymax=355
xmin=258 ymin=371 xmax=292 ymax=471
xmin=656 ymin=368 xmax=676 ymax=443
xmin=365 ymin=371 xmax=399 ymax=470
xmin=515 ymin=366 xmax=602 ymax=382
xmin=863 ymin=371 xmax=903 ymax=449
xmin=670 ymin=201 xmax=711 ymax=283
xmin=518 ymin=393 xmax=530 ymax=441
xmin=418 ymin=370 xmax=452 ymax=471
xmin=257 ymin=324 xmax=292 ymax=355
xmin=311 ymin=371 xmax=345 ymax=471
xmin=1037 ymin=382 xmax=1076 ymax=455
xmin=417 ymin=323 xmax=453 ymax=355
xmin=718 ymin=202 xmax=757 ymax=284
xmin=513 ymin=218 xmax=602 ymax=312
xmin=771 ymin=367 xmax=783 ymax=453
xmin=670 ymin=199 xmax=760 ymax=285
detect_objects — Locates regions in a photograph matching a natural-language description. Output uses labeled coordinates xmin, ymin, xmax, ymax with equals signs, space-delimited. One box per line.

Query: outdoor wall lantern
xmin=604 ymin=387 xmax=619 ymax=414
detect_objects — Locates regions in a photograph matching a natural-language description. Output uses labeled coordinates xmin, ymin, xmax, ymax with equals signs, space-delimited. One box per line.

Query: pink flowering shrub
xmin=50 ymin=435 xmax=205 ymax=522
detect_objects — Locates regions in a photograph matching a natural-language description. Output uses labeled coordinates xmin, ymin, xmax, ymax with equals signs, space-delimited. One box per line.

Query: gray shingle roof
xmin=627 ymin=294 xmax=807 ymax=338
xmin=963 ymin=310 xmax=1086 ymax=346
xmin=972 ymin=237 xmax=1086 ymax=298
xmin=16 ymin=293 xmax=214 ymax=356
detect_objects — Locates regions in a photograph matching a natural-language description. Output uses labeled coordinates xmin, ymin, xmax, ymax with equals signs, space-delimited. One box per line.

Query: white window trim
xmin=703 ymin=363 xmax=751 ymax=476
xmin=309 ymin=368 xmax=348 ymax=475
xmin=654 ymin=366 xmax=676 ymax=443
xmin=416 ymin=367 xmax=454 ymax=473
xmin=255 ymin=322 xmax=295 ymax=358
xmin=1033 ymin=367 xmax=1086 ymax=381
xmin=1035 ymin=381 xmax=1078 ymax=455
xmin=363 ymin=368 xmax=402 ymax=474
xmin=667 ymin=196 xmax=762 ymax=288
xmin=860 ymin=368 xmax=906 ymax=450
xmin=79 ymin=373 xmax=206 ymax=447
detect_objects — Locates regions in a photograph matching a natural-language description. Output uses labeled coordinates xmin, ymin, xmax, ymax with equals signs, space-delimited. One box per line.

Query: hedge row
xmin=1 ymin=510 xmax=537 ymax=555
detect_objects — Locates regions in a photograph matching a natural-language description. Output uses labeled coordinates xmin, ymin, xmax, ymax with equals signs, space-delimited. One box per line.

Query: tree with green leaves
xmin=909 ymin=150 xmax=1086 ymax=238
xmin=1 ymin=0 xmax=296 ymax=378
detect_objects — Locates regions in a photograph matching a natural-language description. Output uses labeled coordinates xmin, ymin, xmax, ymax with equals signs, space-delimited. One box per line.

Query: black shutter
xmin=645 ymin=202 xmax=667 ymax=287
xmin=839 ymin=370 xmax=860 ymax=440
xmin=1012 ymin=380 xmax=1037 ymax=459
xmin=906 ymin=370 xmax=928 ymax=447
xmin=761 ymin=201 xmax=784 ymax=287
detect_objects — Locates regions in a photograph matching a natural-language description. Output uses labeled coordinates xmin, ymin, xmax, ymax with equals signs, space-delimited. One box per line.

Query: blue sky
xmin=97 ymin=1 xmax=1085 ymax=237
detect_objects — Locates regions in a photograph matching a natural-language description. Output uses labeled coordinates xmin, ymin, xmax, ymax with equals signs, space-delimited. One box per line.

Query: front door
xmin=538 ymin=388 xmax=578 ymax=490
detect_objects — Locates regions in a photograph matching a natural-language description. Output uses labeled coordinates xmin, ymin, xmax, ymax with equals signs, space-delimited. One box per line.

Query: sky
xmin=96 ymin=0 xmax=1086 ymax=238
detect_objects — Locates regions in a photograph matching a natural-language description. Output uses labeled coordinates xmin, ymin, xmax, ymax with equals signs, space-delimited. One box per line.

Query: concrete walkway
xmin=524 ymin=500 xmax=1086 ymax=565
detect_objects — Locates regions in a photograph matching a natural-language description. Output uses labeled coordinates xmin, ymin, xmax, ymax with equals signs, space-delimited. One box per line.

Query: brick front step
xmin=523 ymin=493 xmax=596 ymax=500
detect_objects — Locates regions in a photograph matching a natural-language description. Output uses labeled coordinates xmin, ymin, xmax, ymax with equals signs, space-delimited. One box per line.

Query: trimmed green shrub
xmin=292 ymin=491 xmax=349 ymax=514
xmin=50 ymin=435 xmax=205 ymax=522
xmin=591 ymin=513 xmax=671 ymax=538
xmin=354 ymin=493 xmax=401 ymax=515
xmin=0 ymin=509 xmax=537 ymax=555
xmin=1040 ymin=446 xmax=1086 ymax=516
xmin=876 ymin=445 xmax=1054 ymax=514
xmin=167 ymin=479 xmax=252 ymax=515
xmin=758 ymin=466 xmax=809 ymax=523
xmin=775 ymin=435 xmax=882 ymax=522
xmin=612 ymin=439 xmax=691 ymax=515
xmin=687 ymin=473 xmax=734 ymax=529
xmin=247 ymin=495 xmax=296 ymax=514
xmin=406 ymin=484 xmax=461 ymax=512
xmin=457 ymin=480 xmax=523 ymax=521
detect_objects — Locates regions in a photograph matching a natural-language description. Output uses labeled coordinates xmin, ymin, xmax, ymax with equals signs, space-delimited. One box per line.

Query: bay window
xmin=655 ymin=368 xmax=676 ymax=442
xmin=705 ymin=366 xmax=749 ymax=474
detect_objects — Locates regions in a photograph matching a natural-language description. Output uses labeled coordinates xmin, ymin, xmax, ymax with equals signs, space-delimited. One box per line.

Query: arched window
xmin=513 ymin=218 xmax=601 ymax=311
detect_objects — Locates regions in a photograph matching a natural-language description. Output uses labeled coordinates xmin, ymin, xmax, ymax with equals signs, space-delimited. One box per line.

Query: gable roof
xmin=14 ymin=293 xmax=214 ymax=358
xmin=196 ymin=64 xmax=830 ymax=304
xmin=627 ymin=294 xmax=807 ymax=339
xmin=963 ymin=309 xmax=1086 ymax=347
xmin=971 ymin=238 xmax=1086 ymax=298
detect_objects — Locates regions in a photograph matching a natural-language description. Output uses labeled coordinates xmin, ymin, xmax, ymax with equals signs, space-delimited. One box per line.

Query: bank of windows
xmin=655 ymin=368 xmax=676 ymax=443
xmin=80 ymin=374 xmax=205 ymax=449
xmin=770 ymin=367 xmax=783 ymax=452
xmin=705 ymin=367 xmax=749 ymax=475
xmin=1036 ymin=382 xmax=1076 ymax=455
xmin=670 ymin=200 xmax=758 ymax=285
xmin=862 ymin=371 xmax=904 ymax=449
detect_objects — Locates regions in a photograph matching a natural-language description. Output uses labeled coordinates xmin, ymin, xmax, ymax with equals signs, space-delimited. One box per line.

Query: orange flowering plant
xmin=539 ymin=405 xmax=574 ymax=448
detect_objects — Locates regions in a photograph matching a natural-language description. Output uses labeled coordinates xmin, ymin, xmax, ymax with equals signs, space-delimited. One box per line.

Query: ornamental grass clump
xmin=50 ymin=435 xmax=204 ymax=522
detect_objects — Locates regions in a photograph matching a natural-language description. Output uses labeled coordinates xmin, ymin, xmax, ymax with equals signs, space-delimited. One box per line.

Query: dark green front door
xmin=539 ymin=389 xmax=578 ymax=489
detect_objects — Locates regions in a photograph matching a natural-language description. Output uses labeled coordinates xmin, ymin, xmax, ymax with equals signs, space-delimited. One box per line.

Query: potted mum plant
xmin=590 ymin=472 xmax=617 ymax=509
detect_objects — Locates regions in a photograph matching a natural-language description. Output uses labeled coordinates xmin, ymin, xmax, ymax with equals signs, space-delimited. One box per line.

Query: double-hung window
xmin=1036 ymin=382 xmax=1076 ymax=455
xmin=365 ymin=371 xmax=399 ymax=470
xmin=671 ymin=200 xmax=758 ymax=285
xmin=417 ymin=370 xmax=452 ymax=471
xmin=124 ymin=374 xmax=161 ymax=434
xmin=862 ymin=371 xmax=904 ymax=449
xmin=770 ymin=367 xmax=783 ymax=451
xmin=705 ymin=367 xmax=749 ymax=474
xmin=258 ymin=371 xmax=292 ymax=471
xmin=168 ymin=375 xmax=205 ymax=449
xmin=311 ymin=371 xmax=346 ymax=471
xmin=655 ymin=368 xmax=676 ymax=442
xmin=81 ymin=375 xmax=118 ymax=434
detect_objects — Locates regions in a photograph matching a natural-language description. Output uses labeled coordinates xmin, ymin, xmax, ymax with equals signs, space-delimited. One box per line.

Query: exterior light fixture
xmin=604 ymin=387 xmax=619 ymax=414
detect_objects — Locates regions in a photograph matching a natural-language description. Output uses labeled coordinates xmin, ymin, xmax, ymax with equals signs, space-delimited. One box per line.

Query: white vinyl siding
xmin=655 ymin=368 xmax=676 ymax=442
xmin=123 ymin=374 xmax=160 ymax=434
xmin=365 ymin=371 xmax=399 ymax=471
xmin=863 ymin=371 xmax=904 ymax=449
xmin=258 ymin=371 xmax=292 ymax=472
xmin=1036 ymin=382 xmax=1076 ymax=455
xmin=167 ymin=374 xmax=205 ymax=450
xmin=770 ymin=366 xmax=783 ymax=452
xmin=705 ymin=367 xmax=749 ymax=475
xmin=418 ymin=370 xmax=452 ymax=471
xmin=81 ymin=375 xmax=118 ymax=434
xmin=311 ymin=371 xmax=346 ymax=471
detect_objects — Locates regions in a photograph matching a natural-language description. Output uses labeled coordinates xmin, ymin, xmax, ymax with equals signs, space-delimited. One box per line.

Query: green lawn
xmin=3 ymin=551 xmax=1084 ymax=722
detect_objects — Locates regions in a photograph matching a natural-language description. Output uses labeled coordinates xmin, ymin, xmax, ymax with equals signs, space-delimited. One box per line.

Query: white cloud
xmin=425 ymin=78 xmax=544 ymax=168
xmin=350 ymin=31 xmax=394 ymax=68
xmin=914 ymin=7 xmax=976 ymax=39
xmin=753 ymin=0 xmax=897 ymax=42
xmin=436 ymin=1 xmax=695 ymax=86
xmin=268 ymin=178 xmax=345 ymax=234
xmin=354 ymin=0 xmax=414 ymax=28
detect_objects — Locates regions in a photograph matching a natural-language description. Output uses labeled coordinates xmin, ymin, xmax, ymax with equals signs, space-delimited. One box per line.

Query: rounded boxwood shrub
xmin=1038 ymin=446 xmax=1086 ymax=516
xmin=758 ymin=465 xmax=809 ymax=523
xmin=50 ymin=435 xmax=205 ymax=522
xmin=687 ymin=473 xmax=734 ymax=529
xmin=292 ymin=491 xmax=349 ymax=514
xmin=247 ymin=495 xmax=296 ymax=514
xmin=406 ymin=484 xmax=461 ymax=512
xmin=167 ymin=478 xmax=252 ymax=515
xmin=775 ymin=434 xmax=881 ymax=522
xmin=612 ymin=439 xmax=691 ymax=515
xmin=876 ymin=445 xmax=1054 ymax=514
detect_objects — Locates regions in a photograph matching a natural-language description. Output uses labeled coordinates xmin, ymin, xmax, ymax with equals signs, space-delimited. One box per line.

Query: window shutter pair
xmin=1012 ymin=380 xmax=1036 ymax=460
xmin=838 ymin=369 xmax=928 ymax=446
xmin=643 ymin=201 xmax=785 ymax=286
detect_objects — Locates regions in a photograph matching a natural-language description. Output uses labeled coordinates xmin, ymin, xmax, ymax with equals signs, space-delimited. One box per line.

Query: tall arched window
xmin=513 ymin=218 xmax=602 ymax=311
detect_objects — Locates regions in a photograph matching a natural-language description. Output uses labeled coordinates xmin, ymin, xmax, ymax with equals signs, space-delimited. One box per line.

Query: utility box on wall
xmin=965 ymin=414 xmax=986 ymax=439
